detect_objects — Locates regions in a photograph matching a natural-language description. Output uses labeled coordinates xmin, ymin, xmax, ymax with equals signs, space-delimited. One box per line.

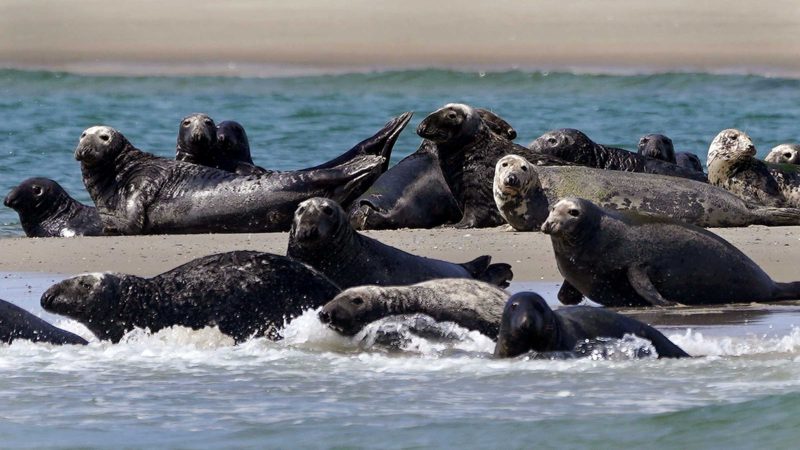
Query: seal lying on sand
xmin=417 ymin=103 xmax=570 ymax=228
xmin=541 ymin=197 xmax=800 ymax=307
xmin=349 ymin=108 xmax=518 ymax=230
xmin=493 ymin=292 xmax=689 ymax=358
xmin=175 ymin=113 xmax=218 ymax=165
xmin=214 ymin=120 xmax=270 ymax=175
xmin=288 ymin=198 xmax=513 ymax=288
xmin=41 ymin=251 xmax=341 ymax=343
xmin=707 ymin=129 xmax=800 ymax=208
xmin=0 ymin=298 xmax=87 ymax=345
xmin=77 ymin=119 xmax=406 ymax=234
xmin=531 ymin=128 xmax=707 ymax=182
xmin=493 ymin=154 xmax=800 ymax=230
xmin=4 ymin=177 xmax=102 ymax=237
xmin=675 ymin=152 xmax=704 ymax=172
xmin=318 ymin=279 xmax=508 ymax=339
xmin=638 ymin=134 xmax=704 ymax=172
xmin=766 ymin=144 xmax=800 ymax=165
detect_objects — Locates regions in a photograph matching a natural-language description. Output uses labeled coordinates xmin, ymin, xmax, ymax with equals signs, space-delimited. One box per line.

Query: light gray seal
xmin=766 ymin=144 xmax=800 ymax=165
xmin=493 ymin=154 xmax=800 ymax=230
xmin=4 ymin=177 xmax=102 ymax=237
xmin=318 ymin=279 xmax=508 ymax=338
xmin=541 ymin=197 xmax=800 ymax=307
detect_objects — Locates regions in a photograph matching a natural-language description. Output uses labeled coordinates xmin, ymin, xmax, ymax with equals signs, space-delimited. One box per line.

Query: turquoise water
xmin=2 ymin=68 xmax=800 ymax=236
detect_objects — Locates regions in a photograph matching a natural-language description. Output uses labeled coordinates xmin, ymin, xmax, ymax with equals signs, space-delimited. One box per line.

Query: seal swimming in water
xmin=348 ymin=108 xmax=518 ymax=230
xmin=0 ymin=298 xmax=87 ymax=345
xmin=77 ymin=119 xmax=406 ymax=234
xmin=318 ymin=279 xmax=508 ymax=338
xmin=541 ymin=197 xmax=800 ymax=307
xmin=493 ymin=154 xmax=800 ymax=230
xmin=766 ymin=144 xmax=800 ymax=165
xmin=707 ymin=129 xmax=800 ymax=208
xmin=41 ymin=251 xmax=341 ymax=343
xmin=288 ymin=198 xmax=513 ymax=288
xmin=417 ymin=103 xmax=570 ymax=228
xmin=4 ymin=177 xmax=103 ymax=237
xmin=530 ymin=128 xmax=707 ymax=182
xmin=493 ymin=292 xmax=689 ymax=358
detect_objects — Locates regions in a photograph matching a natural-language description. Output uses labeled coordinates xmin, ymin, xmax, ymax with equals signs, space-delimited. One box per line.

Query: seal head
xmin=540 ymin=197 xmax=600 ymax=240
xmin=766 ymin=144 xmax=800 ymax=165
xmin=290 ymin=197 xmax=349 ymax=248
xmin=4 ymin=178 xmax=67 ymax=219
xmin=637 ymin=134 xmax=676 ymax=163
xmin=75 ymin=126 xmax=130 ymax=166
xmin=318 ymin=286 xmax=385 ymax=336
xmin=707 ymin=128 xmax=756 ymax=166
xmin=417 ymin=103 xmax=483 ymax=149
xmin=216 ymin=120 xmax=253 ymax=165
xmin=176 ymin=113 xmax=217 ymax=163
xmin=494 ymin=292 xmax=556 ymax=357
xmin=529 ymin=128 xmax=596 ymax=159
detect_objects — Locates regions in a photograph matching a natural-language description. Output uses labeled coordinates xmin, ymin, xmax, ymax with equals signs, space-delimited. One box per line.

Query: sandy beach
xmin=1 ymin=0 xmax=799 ymax=77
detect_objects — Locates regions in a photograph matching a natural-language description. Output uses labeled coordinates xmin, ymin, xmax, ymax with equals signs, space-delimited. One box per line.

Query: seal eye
xmin=729 ymin=133 xmax=739 ymax=140
xmin=640 ymin=137 xmax=649 ymax=144
xmin=80 ymin=132 xmax=87 ymax=139
xmin=204 ymin=119 xmax=213 ymax=126
xmin=446 ymin=111 xmax=458 ymax=120
xmin=296 ymin=206 xmax=306 ymax=216
xmin=32 ymin=185 xmax=43 ymax=196
xmin=785 ymin=153 xmax=793 ymax=158
xmin=521 ymin=166 xmax=528 ymax=172
xmin=99 ymin=134 xmax=110 ymax=142
xmin=547 ymin=137 xmax=557 ymax=145
xmin=501 ymin=162 xmax=508 ymax=167
xmin=510 ymin=302 xmax=518 ymax=310
xmin=322 ymin=205 xmax=334 ymax=216
xmin=182 ymin=120 xmax=191 ymax=127
xmin=351 ymin=297 xmax=364 ymax=306
xmin=568 ymin=209 xmax=580 ymax=217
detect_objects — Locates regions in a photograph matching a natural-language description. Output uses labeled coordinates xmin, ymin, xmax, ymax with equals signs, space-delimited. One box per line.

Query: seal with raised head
xmin=493 ymin=154 xmax=800 ymax=230
xmin=288 ymin=197 xmax=513 ymax=288
xmin=214 ymin=120 xmax=270 ymax=175
xmin=417 ymin=103 xmax=570 ymax=228
xmin=541 ymin=197 xmax=800 ymax=307
xmin=4 ymin=177 xmax=102 ymax=238
xmin=41 ymin=251 xmax=341 ymax=343
xmin=0 ymin=298 xmax=87 ymax=345
xmin=766 ymin=144 xmax=800 ymax=165
xmin=493 ymin=292 xmax=689 ymax=358
xmin=175 ymin=113 xmax=217 ymax=165
xmin=638 ymin=134 xmax=704 ymax=172
xmin=318 ymin=278 xmax=508 ymax=338
xmin=531 ymin=128 xmax=707 ymax=182
xmin=76 ymin=119 xmax=406 ymax=234
xmin=675 ymin=152 xmax=704 ymax=172
xmin=707 ymin=129 xmax=800 ymax=208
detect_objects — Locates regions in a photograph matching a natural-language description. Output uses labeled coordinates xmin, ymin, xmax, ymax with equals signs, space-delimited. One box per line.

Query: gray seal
xmin=417 ymin=103 xmax=569 ymax=228
xmin=318 ymin=279 xmax=508 ymax=338
xmin=766 ymin=144 xmax=800 ymax=165
xmin=493 ymin=292 xmax=689 ymax=358
xmin=214 ymin=120 xmax=270 ymax=175
xmin=4 ymin=177 xmax=102 ymax=237
xmin=288 ymin=197 xmax=513 ymax=288
xmin=493 ymin=154 xmax=800 ymax=230
xmin=531 ymin=128 xmax=707 ymax=182
xmin=41 ymin=251 xmax=341 ymax=343
xmin=541 ymin=197 xmax=800 ymax=307
xmin=0 ymin=298 xmax=87 ymax=345
xmin=707 ymin=129 xmax=800 ymax=208
xmin=637 ymin=134 xmax=704 ymax=172
xmin=76 ymin=120 xmax=404 ymax=235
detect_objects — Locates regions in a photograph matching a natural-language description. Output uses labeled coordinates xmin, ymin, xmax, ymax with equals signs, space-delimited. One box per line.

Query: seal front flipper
xmin=458 ymin=255 xmax=514 ymax=288
xmin=557 ymin=280 xmax=584 ymax=305
xmin=627 ymin=265 xmax=678 ymax=307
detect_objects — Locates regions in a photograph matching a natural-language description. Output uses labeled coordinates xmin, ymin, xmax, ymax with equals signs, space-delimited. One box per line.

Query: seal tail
xmin=773 ymin=281 xmax=800 ymax=301
xmin=753 ymin=206 xmax=800 ymax=226
xmin=460 ymin=255 xmax=514 ymax=288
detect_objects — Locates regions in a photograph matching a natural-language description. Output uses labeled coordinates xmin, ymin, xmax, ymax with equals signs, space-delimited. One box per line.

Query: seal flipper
xmin=627 ymin=265 xmax=678 ymax=307
xmin=557 ymin=280 xmax=584 ymax=305
xmin=772 ymin=281 xmax=800 ymax=301
xmin=752 ymin=206 xmax=800 ymax=226
xmin=459 ymin=255 xmax=514 ymax=288
xmin=639 ymin=326 xmax=691 ymax=358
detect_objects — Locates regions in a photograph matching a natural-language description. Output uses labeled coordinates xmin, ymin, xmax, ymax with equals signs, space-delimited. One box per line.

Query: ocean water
xmin=2 ymin=68 xmax=800 ymax=236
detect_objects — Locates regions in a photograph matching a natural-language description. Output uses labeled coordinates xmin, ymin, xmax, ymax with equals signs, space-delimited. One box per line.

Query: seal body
xmin=493 ymin=292 xmax=689 ymax=358
xmin=531 ymin=128 xmax=707 ymax=182
xmin=76 ymin=124 xmax=401 ymax=234
xmin=675 ymin=152 xmax=704 ymax=172
xmin=4 ymin=177 xmax=102 ymax=237
xmin=41 ymin=251 xmax=341 ymax=343
xmin=318 ymin=279 xmax=508 ymax=338
xmin=493 ymin=155 xmax=800 ymax=230
xmin=0 ymin=298 xmax=87 ymax=345
xmin=766 ymin=144 xmax=800 ymax=165
xmin=417 ymin=103 xmax=570 ymax=228
xmin=288 ymin=198 xmax=513 ymax=288
xmin=541 ymin=198 xmax=800 ymax=307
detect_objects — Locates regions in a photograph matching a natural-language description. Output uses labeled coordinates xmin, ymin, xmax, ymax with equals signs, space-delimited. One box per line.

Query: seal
xmin=40 ymin=251 xmax=341 ymax=343
xmin=707 ymin=129 xmax=800 ymax=208
xmin=318 ymin=279 xmax=508 ymax=338
xmin=175 ymin=113 xmax=217 ymax=165
xmin=4 ymin=177 xmax=103 ymax=238
xmin=637 ymin=134 xmax=676 ymax=163
xmin=675 ymin=152 xmax=704 ymax=172
xmin=0 ymin=298 xmax=87 ymax=345
xmin=214 ymin=120 xmax=270 ymax=175
xmin=417 ymin=103 xmax=570 ymax=228
xmin=530 ymin=128 xmax=707 ymax=182
xmin=493 ymin=292 xmax=689 ymax=358
xmin=541 ymin=197 xmax=800 ymax=307
xmin=766 ymin=144 xmax=800 ymax=165
xmin=76 ymin=118 xmax=407 ymax=234
xmin=493 ymin=154 xmax=800 ymax=230
xmin=288 ymin=197 xmax=513 ymax=288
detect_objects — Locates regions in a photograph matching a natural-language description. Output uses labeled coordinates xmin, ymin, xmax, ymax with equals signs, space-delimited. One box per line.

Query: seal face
xmin=493 ymin=155 xmax=549 ymax=231
xmin=288 ymin=198 xmax=513 ymax=288
xmin=493 ymin=292 xmax=689 ymax=358
xmin=0 ymin=298 xmax=87 ymax=345
xmin=637 ymin=134 xmax=676 ymax=163
xmin=41 ymin=252 xmax=341 ymax=343
xmin=175 ymin=113 xmax=217 ymax=164
xmin=4 ymin=177 xmax=102 ymax=237
xmin=541 ymin=197 xmax=800 ymax=307
xmin=214 ymin=120 xmax=269 ymax=175
xmin=766 ymin=144 xmax=800 ymax=165
xmin=318 ymin=279 xmax=509 ymax=338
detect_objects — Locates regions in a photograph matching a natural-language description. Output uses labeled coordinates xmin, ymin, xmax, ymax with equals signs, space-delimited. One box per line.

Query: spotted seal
xmin=766 ymin=144 xmax=800 ymax=165
xmin=4 ymin=177 xmax=102 ymax=237
xmin=541 ymin=197 xmax=800 ymax=307
xmin=41 ymin=251 xmax=341 ymax=343
xmin=318 ymin=279 xmax=508 ymax=338
xmin=493 ymin=292 xmax=689 ymax=358
xmin=493 ymin=154 xmax=800 ymax=230
xmin=288 ymin=198 xmax=513 ymax=288
xmin=0 ymin=298 xmax=87 ymax=345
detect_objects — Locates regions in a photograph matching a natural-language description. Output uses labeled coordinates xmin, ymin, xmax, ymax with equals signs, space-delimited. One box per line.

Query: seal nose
xmin=3 ymin=189 xmax=18 ymax=208
xmin=504 ymin=174 xmax=519 ymax=188
xmin=318 ymin=309 xmax=331 ymax=324
xmin=416 ymin=122 xmax=427 ymax=136
xmin=541 ymin=220 xmax=553 ymax=234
